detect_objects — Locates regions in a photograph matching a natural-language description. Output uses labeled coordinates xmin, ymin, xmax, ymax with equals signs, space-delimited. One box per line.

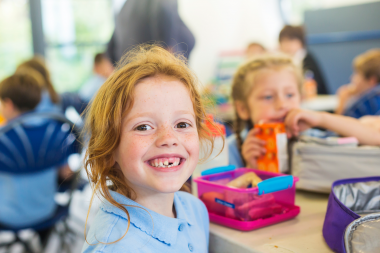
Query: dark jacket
xmin=303 ymin=52 xmax=329 ymax=95
xmin=107 ymin=0 xmax=195 ymax=63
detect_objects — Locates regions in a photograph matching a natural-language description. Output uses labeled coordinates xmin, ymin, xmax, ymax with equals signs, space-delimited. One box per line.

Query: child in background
xmin=16 ymin=56 xmax=61 ymax=113
xmin=0 ymin=71 xmax=54 ymax=244
xmin=279 ymin=25 xmax=328 ymax=95
xmin=0 ymin=71 xmax=74 ymax=245
xmin=82 ymin=45 xmax=220 ymax=252
xmin=246 ymin=42 xmax=266 ymax=59
xmin=228 ymin=54 xmax=380 ymax=169
xmin=336 ymin=49 xmax=380 ymax=118
xmin=79 ymin=53 xmax=114 ymax=102
xmin=0 ymin=71 xmax=42 ymax=122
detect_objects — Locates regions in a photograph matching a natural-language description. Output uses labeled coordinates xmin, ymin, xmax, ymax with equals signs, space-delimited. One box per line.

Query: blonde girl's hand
xmin=284 ymin=108 xmax=323 ymax=138
xmin=241 ymin=128 xmax=266 ymax=168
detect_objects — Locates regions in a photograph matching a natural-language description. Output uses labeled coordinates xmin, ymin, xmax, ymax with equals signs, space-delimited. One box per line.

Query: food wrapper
xmin=255 ymin=122 xmax=288 ymax=173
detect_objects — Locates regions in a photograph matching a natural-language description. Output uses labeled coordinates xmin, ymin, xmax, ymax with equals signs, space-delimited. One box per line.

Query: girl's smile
xmin=146 ymin=154 xmax=185 ymax=171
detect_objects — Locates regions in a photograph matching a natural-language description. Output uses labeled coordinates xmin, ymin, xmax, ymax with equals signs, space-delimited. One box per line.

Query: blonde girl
xmin=228 ymin=54 xmax=380 ymax=169
xmin=82 ymin=45 xmax=220 ymax=253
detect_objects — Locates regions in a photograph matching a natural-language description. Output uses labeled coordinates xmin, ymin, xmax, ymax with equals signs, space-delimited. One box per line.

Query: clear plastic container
xmin=193 ymin=168 xmax=300 ymax=231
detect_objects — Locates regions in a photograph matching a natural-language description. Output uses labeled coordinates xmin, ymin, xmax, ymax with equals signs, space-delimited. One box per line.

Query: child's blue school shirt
xmin=343 ymin=84 xmax=380 ymax=118
xmin=82 ymin=190 xmax=209 ymax=253
xmin=0 ymin=112 xmax=58 ymax=227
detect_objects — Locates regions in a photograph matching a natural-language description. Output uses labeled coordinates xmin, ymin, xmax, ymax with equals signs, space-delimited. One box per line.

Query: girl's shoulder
xmin=82 ymin=205 xmax=140 ymax=253
xmin=175 ymin=191 xmax=207 ymax=215
xmin=226 ymin=133 xmax=245 ymax=168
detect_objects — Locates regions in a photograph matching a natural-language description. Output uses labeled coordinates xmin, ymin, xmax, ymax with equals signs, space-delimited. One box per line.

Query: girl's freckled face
xmin=113 ymin=75 xmax=199 ymax=194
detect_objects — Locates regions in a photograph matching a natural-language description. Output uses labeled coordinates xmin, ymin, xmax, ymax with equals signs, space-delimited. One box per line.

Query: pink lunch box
xmin=193 ymin=168 xmax=300 ymax=231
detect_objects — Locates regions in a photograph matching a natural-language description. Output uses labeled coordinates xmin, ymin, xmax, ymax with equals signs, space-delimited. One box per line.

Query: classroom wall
xmin=178 ymin=0 xmax=283 ymax=86
xmin=111 ymin=0 xmax=380 ymax=87
xmin=305 ymin=1 xmax=380 ymax=93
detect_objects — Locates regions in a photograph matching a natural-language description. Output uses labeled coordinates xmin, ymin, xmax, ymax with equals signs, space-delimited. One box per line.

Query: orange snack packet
xmin=255 ymin=123 xmax=288 ymax=173
xmin=0 ymin=114 xmax=6 ymax=126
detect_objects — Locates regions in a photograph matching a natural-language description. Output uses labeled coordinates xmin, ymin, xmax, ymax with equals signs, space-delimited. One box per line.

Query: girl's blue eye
xmin=263 ymin=95 xmax=273 ymax=100
xmin=135 ymin=124 xmax=153 ymax=131
xmin=176 ymin=122 xmax=190 ymax=129
xmin=287 ymin=93 xmax=295 ymax=98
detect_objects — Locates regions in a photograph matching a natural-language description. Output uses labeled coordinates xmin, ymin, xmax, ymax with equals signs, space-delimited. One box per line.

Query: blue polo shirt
xmin=82 ymin=190 xmax=209 ymax=253
xmin=344 ymin=84 xmax=380 ymax=118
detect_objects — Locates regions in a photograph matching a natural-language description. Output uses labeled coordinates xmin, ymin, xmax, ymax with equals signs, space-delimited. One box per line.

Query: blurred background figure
xmin=16 ymin=56 xmax=61 ymax=114
xmin=279 ymin=25 xmax=328 ymax=95
xmin=336 ymin=49 xmax=380 ymax=117
xmin=106 ymin=0 xmax=195 ymax=63
xmin=79 ymin=53 xmax=114 ymax=102
xmin=246 ymin=42 xmax=266 ymax=59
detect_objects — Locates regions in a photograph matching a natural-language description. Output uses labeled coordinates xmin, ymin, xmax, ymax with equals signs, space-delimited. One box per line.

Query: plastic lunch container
xmin=193 ymin=168 xmax=300 ymax=231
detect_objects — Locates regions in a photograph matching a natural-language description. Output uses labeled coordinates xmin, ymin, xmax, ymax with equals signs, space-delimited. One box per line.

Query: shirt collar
xmin=240 ymin=127 xmax=249 ymax=141
xmin=100 ymin=190 xmax=191 ymax=246
xmin=173 ymin=192 xmax=194 ymax=226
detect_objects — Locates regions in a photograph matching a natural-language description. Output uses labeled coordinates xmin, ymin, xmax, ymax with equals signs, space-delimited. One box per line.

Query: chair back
xmin=0 ymin=112 xmax=82 ymax=174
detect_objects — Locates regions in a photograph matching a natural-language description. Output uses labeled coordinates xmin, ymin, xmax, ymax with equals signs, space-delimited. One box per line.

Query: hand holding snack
xmin=255 ymin=123 xmax=288 ymax=173
xmin=241 ymin=128 xmax=266 ymax=168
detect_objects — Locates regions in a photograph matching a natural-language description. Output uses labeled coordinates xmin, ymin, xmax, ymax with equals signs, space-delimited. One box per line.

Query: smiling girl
xmin=228 ymin=54 xmax=380 ymax=168
xmin=82 ymin=45 xmax=220 ymax=252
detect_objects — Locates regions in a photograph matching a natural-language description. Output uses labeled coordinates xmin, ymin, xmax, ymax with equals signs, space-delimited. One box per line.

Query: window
xmin=41 ymin=0 xmax=114 ymax=92
xmin=0 ymin=0 xmax=33 ymax=81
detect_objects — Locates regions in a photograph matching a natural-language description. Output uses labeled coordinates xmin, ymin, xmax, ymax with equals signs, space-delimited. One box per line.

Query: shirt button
xmin=188 ymin=243 xmax=194 ymax=252
xmin=178 ymin=224 xmax=185 ymax=231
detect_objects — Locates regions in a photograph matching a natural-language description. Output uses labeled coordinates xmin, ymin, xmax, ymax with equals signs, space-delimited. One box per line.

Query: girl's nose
xmin=155 ymin=126 xmax=178 ymax=148
xmin=275 ymin=97 xmax=287 ymax=110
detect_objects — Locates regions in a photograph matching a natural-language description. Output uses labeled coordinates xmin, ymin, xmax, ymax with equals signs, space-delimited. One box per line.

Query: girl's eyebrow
xmin=175 ymin=110 xmax=196 ymax=118
xmin=125 ymin=110 xmax=195 ymax=123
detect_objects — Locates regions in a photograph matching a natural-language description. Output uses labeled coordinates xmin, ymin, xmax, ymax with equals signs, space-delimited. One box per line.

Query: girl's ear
xmin=235 ymin=101 xmax=250 ymax=120
xmin=109 ymin=154 xmax=117 ymax=168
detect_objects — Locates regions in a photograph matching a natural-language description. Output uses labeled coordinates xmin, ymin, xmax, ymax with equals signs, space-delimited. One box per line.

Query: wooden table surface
xmin=209 ymin=190 xmax=333 ymax=253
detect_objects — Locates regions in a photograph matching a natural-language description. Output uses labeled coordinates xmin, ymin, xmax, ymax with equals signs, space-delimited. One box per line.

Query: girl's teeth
xmin=149 ymin=158 xmax=182 ymax=167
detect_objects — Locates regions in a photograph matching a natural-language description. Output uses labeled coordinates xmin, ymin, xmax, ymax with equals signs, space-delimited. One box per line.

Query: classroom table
xmin=209 ymin=190 xmax=333 ymax=253
xmin=300 ymin=95 xmax=338 ymax=112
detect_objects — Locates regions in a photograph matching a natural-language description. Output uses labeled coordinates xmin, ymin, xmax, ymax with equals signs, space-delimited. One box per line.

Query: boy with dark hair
xmin=336 ymin=49 xmax=380 ymax=118
xmin=279 ymin=25 xmax=328 ymax=95
xmin=0 ymin=71 xmax=42 ymax=121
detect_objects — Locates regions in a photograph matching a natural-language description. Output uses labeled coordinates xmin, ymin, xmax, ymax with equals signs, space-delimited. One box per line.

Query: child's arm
xmin=360 ymin=116 xmax=380 ymax=133
xmin=285 ymin=108 xmax=380 ymax=145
